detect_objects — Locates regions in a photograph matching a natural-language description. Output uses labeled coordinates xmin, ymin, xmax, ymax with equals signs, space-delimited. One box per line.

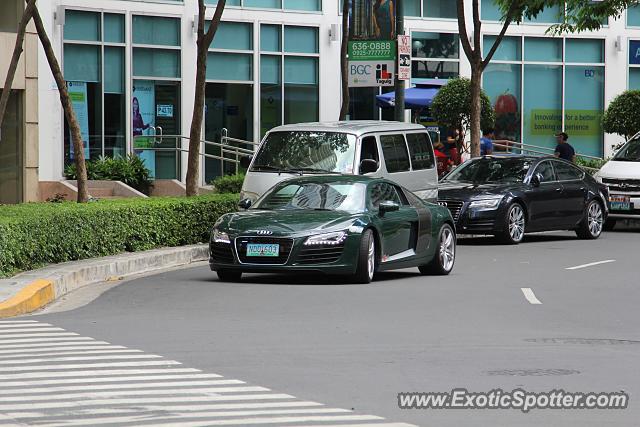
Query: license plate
xmin=246 ymin=243 xmax=280 ymax=257
xmin=610 ymin=195 xmax=631 ymax=211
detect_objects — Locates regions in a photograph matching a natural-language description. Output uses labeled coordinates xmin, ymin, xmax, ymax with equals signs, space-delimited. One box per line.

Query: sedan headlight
xmin=304 ymin=231 xmax=347 ymax=246
xmin=469 ymin=197 xmax=503 ymax=210
xmin=212 ymin=229 xmax=231 ymax=244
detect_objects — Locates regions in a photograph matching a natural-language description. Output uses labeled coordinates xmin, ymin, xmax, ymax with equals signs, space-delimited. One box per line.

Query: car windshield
xmin=253 ymin=182 xmax=366 ymax=213
xmin=613 ymin=139 xmax=640 ymax=162
xmin=251 ymin=131 xmax=357 ymax=174
xmin=442 ymin=158 xmax=533 ymax=184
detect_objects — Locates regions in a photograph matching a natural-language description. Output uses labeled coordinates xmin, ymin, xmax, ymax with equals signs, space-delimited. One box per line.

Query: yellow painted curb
xmin=0 ymin=279 xmax=55 ymax=319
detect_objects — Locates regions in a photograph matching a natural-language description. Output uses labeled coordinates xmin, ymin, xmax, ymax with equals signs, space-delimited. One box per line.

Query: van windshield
xmin=251 ymin=131 xmax=357 ymax=174
xmin=613 ymin=139 xmax=640 ymax=162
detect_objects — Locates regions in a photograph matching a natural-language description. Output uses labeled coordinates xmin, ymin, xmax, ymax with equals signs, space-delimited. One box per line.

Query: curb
xmin=0 ymin=244 xmax=208 ymax=319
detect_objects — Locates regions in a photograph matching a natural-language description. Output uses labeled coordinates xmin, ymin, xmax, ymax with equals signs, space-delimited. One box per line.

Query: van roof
xmin=268 ymin=120 xmax=427 ymax=137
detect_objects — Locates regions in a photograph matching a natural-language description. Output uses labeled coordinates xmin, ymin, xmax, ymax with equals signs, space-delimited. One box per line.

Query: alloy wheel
xmin=588 ymin=201 xmax=603 ymax=237
xmin=508 ymin=204 xmax=525 ymax=242
xmin=439 ymin=227 xmax=455 ymax=272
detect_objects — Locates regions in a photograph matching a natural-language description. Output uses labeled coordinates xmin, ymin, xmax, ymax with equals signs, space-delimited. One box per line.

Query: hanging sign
xmin=397 ymin=34 xmax=411 ymax=81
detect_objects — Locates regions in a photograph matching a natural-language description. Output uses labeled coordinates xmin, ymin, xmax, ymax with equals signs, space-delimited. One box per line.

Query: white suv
xmin=594 ymin=135 xmax=640 ymax=229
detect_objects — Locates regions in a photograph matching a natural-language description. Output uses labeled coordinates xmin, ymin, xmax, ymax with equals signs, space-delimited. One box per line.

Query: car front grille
xmin=210 ymin=242 xmax=234 ymax=264
xmin=235 ymin=236 xmax=293 ymax=265
xmin=603 ymin=178 xmax=640 ymax=193
xmin=438 ymin=199 xmax=465 ymax=221
xmin=296 ymin=244 xmax=346 ymax=265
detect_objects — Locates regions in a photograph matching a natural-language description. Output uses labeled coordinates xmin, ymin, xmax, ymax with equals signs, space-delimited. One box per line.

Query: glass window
xmin=412 ymin=32 xmax=459 ymax=59
xmin=104 ymin=14 xmax=125 ymax=43
xmin=630 ymin=68 xmax=640 ymax=90
xmin=132 ymin=16 xmax=180 ymax=46
xmin=284 ymin=57 xmax=317 ymax=84
xmin=207 ymin=53 xmax=252 ymax=81
xmin=284 ymin=84 xmax=318 ymax=124
xmin=423 ymin=0 xmax=457 ymax=19
xmin=553 ymin=161 xmax=584 ymax=180
xmin=261 ymin=56 xmax=281 ymax=136
xmin=533 ymin=161 xmax=556 ymax=182
xmin=0 ymin=0 xmax=19 ymax=32
xmin=523 ymin=64 xmax=562 ymax=152
xmin=405 ymin=0 xmax=420 ymax=17
xmin=104 ymin=47 xmax=124 ymax=94
xmin=65 ymin=10 xmax=101 ymax=42
xmin=566 ymin=39 xmax=604 ymax=63
xmin=483 ymin=63 xmax=521 ymax=142
xmin=481 ymin=0 xmax=502 ymax=21
xmin=380 ymin=134 xmax=410 ymax=173
xmin=524 ymin=37 xmax=562 ymax=62
xmin=370 ymin=183 xmax=402 ymax=208
xmin=630 ymin=5 xmax=640 ymax=27
xmin=133 ymin=48 xmax=181 ymax=78
xmin=284 ymin=0 xmax=321 ymax=11
xmin=526 ymin=5 xmax=562 ymax=23
xmin=212 ymin=21 xmax=253 ymax=50
xmin=284 ymin=26 xmax=319 ymax=54
xmin=104 ymin=47 xmax=126 ymax=158
xmin=245 ymin=0 xmax=281 ymax=8
xmin=411 ymin=61 xmax=459 ymax=80
xmin=564 ymin=66 xmax=604 ymax=157
xmin=483 ymin=36 xmax=521 ymax=61
xmin=206 ymin=0 xmax=241 ymax=6
xmin=261 ymin=25 xmax=281 ymax=52
xmin=0 ymin=92 xmax=22 ymax=203
xmin=64 ymin=45 xmax=101 ymax=82
xmin=406 ymin=133 xmax=435 ymax=170
xmin=349 ymin=87 xmax=379 ymax=120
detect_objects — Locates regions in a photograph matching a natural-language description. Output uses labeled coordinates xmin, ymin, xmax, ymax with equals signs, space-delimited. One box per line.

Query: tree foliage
xmin=431 ymin=78 xmax=495 ymax=135
xmin=603 ymin=90 xmax=640 ymax=140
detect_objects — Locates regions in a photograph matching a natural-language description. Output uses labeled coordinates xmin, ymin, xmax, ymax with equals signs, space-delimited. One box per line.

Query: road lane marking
xmin=0 ymin=373 xmax=225 ymax=387
xmin=0 ymin=368 xmax=202 ymax=380
xmin=0 ymin=379 xmax=246 ymax=394
xmin=565 ymin=259 xmax=616 ymax=270
xmin=0 ymin=328 xmax=65 ymax=333
xmin=0 ymin=360 xmax=182 ymax=372
xmin=521 ymin=288 xmax=542 ymax=305
xmin=0 ymin=348 xmax=143 ymax=358
xmin=0 ymin=354 xmax=164 ymax=364
xmin=0 ymin=332 xmax=79 ymax=340
xmin=0 ymin=337 xmax=95 ymax=344
xmin=0 ymin=341 xmax=114 ymax=350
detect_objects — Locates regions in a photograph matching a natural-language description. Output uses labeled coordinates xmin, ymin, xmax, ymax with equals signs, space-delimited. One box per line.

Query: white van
xmin=594 ymin=134 xmax=640 ymax=227
xmin=239 ymin=121 xmax=439 ymax=203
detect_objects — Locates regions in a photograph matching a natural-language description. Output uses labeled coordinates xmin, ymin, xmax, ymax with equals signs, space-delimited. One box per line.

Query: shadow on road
xmin=197 ymin=271 xmax=422 ymax=286
xmin=457 ymin=232 xmax=579 ymax=246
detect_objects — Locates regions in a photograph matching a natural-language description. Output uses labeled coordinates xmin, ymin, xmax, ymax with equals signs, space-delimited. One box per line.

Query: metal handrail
xmin=492 ymin=140 xmax=604 ymax=161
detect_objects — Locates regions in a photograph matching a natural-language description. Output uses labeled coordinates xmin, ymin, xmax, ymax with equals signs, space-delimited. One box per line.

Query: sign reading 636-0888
xmin=348 ymin=41 xmax=396 ymax=61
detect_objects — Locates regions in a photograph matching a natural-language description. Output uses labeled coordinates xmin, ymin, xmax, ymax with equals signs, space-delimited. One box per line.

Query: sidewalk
xmin=0 ymin=244 xmax=208 ymax=318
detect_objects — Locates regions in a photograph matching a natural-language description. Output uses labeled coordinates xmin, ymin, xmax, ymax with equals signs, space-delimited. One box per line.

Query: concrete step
xmin=88 ymin=188 xmax=114 ymax=197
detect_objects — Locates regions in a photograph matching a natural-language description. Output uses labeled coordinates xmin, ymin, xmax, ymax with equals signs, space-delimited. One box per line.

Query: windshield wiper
xmin=295 ymin=167 xmax=342 ymax=174
xmin=250 ymin=165 xmax=303 ymax=175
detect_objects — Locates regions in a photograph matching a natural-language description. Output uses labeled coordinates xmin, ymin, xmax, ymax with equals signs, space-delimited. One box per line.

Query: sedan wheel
xmin=419 ymin=224 xmax=456 ymax=276
xmin=354 ymin=230 xmax=376 ymax=284
xmin=497 ymin=203 xmax=525 ymax=244
xmin=576 ymin=200 xmax=603 ymax=239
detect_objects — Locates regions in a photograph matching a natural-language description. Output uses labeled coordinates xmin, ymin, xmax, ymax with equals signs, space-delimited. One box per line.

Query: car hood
xmin=220 ymin=209 xmax=363 ymax=236
xmin=438 ymin=181 xmax=519 ymax=200
xmin=597 ymin=160 xmax=640 ymax=180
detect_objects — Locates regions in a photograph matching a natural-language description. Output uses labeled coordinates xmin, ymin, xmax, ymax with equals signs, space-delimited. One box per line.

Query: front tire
xmin=217 ymin=269 xmax=242 ymax=282
xmin=353 ymin=230 xmax=376 ymax=284
xmin=497 ymin=202 xmax=526 ymax=244
xmin=576 ymin=199 xmax=604 ymax=239
xmin=419 ymin=224 xmax=456 ymax=276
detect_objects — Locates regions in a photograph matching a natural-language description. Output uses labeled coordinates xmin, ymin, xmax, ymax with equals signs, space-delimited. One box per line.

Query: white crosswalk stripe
xmin=0 ymin=320 xmax=415 ymax=427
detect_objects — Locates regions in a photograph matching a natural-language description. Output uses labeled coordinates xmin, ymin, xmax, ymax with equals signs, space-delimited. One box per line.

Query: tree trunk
xmin=469 ymin=66 xmax=482 ymax=158
xmin=185 ymin=0 xmax=226 ymax=197
xmin=32 ymin=4 xmax=89 ymax=202
xmin=338 ymin=0 xmax=350 ymax=120
xmin=0 ymin=0 xmax=35 ymax=131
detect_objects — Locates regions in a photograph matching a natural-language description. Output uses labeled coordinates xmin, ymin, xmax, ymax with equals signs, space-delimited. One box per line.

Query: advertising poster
xmin=132 ymin=81 xmax=156 ymax=178
xmin=67 ymin=81 xmax=90 ymax=160
xmin=349 ymin=0 xmax=396 ymax=41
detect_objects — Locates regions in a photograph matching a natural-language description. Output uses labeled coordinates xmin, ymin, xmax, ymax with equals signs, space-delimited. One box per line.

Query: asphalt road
xmin=5 ymin=226 xmax=640 ymax=426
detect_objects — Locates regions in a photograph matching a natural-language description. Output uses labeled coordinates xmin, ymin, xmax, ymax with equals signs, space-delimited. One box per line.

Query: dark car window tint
xmin=370 ymin=183 xmax=401 ymax=208
xmin=406 ymin=133 xmax=435 ymax=170
xmin=360 ymin=136 xmax=379 ymax=163
xmin=380 ymin=134 xmax=410 ymax=173
xmin=534 ymin=161 xmax=556 ymax=182
xmin=443 ymin=158 xmax=533 ymax=184
xmin=554 ymin=161 xmax=584 ymax=181
xmin=394 ymin=185 xmax=411 ymax=206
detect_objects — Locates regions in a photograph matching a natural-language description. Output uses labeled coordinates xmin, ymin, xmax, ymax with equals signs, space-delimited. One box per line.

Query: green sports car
xmin=209 ymin=175 xmax=456 ymax=283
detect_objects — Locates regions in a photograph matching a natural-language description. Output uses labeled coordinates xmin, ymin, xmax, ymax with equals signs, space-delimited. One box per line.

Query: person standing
xmin=480 ymin=128 xmax=494 ymax=156
xmin=373 ymin=0 xmax=395 ymax=40
xmin=554 ymin=132 xmax=576 ymax=163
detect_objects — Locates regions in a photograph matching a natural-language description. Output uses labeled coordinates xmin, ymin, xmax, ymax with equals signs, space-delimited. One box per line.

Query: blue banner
xmin=629 ymin=40 xmax=640 ymax=65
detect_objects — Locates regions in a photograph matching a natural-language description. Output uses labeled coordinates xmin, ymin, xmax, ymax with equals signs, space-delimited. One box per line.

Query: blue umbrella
xmin=375 ymin=79 xmax=447 ymax=109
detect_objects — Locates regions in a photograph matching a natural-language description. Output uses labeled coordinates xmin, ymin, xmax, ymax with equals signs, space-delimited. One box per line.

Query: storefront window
xmin=628 ymin=5 xmax=640 ymax=27
xmin=523 ymin=64 xmax=562 ymax=150
xmin=206 ymin=0 xmax=320 ymax=11
xmin=423 ymin=0 xmax=456 ymax=19
xmin=411 ymin=32 xmax=459 ymax=82
xmin=524 ymin=37 xmax=562 ymax=62
xmin=482 ymin=1 xmax=562 ymax=23
xmin=284 ymin=57 xmax=319 ymax=124
xmin=629 ymin=40 xmax=640 ymax=89
xmin=0 ymin=91 xmax=22 ymax=204
xmin=484 ymin=63 xmax=521 ymax=142
xmin=0 ymin=0 xmax=19 ymax=32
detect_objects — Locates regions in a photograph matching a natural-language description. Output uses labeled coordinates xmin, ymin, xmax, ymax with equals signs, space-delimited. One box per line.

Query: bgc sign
xmin=348 ymin=61 xmax=395 ymax=87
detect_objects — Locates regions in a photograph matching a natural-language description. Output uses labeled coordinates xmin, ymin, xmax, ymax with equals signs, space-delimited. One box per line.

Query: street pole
xmin=393 ymin=0 xmax=404 ymax=122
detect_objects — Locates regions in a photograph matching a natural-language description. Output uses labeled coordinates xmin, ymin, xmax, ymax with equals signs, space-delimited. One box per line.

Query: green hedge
xmin=211 ymin=173 xmax=245 ymax=194
xmin=0 ymin=195 xmax=239 ymax=278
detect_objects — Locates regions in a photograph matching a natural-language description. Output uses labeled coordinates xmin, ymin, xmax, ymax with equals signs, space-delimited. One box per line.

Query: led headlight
xmin=304 ymin=231 xmax=347 ymax=246
xmin=212 ymin=229 xmax=231 ymax=244
xmin=469 ymin=197 xmax=503 ymax=210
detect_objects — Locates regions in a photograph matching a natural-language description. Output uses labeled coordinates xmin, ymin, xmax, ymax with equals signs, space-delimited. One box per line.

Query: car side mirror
xmin=238 ymin=198 xmax=252 ymax=209
xmin=239 ymin=155 xmax=252 ymax=169
xmin=379 ymin=200 xmax=400 ymax=215
xmin=359 ymin=159 xmax=379 ymax=174
xmin=530 ymin=173 xmax=543 ymax=188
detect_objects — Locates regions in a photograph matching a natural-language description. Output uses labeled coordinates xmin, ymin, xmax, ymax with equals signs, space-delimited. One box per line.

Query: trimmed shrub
xmin=0 ymin=195 xmax=238 ymax=278
xmin=431 ymin=77 xmax=495 ymax=135
xmin=211 ymin=173 xmax=245 ymax=194
xmin=64 ymin=155 xmax=153 ymax=195
xmin=603 ymin=90 xmax=640 ymax=141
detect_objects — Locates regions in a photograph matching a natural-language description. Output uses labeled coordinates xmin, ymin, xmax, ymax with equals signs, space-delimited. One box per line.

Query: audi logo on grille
xmin=438 ymin=201 xmax=448 ymax=207
xmin=256 ymin=230 xmax=273 ymax=235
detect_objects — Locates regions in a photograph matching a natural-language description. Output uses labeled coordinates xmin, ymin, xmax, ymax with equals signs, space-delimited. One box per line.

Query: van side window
xmin=359 ymin=136 xmax=379 ymax=169
xmin=406 ymin=133 xmax=435 ymax=170
xmin=380 ymin=134 xmax=410 ymax=173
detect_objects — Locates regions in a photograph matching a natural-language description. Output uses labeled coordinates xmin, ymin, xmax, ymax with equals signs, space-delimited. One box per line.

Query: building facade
xmin=30 ymin=0 xmax=640 ymax=188
xmin=0 ymin=0 xmax=38 ymax=203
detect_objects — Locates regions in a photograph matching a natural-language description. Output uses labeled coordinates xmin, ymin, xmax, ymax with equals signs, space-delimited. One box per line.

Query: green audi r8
xmin=209 ymin=175 xmax=456 ymax=283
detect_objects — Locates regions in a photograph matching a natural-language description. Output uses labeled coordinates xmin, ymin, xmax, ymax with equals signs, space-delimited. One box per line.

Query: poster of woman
xmin=349 ymin=0 xmax=395 ymax=41
xmin=132 ymin=81 xmax=156 ymax=178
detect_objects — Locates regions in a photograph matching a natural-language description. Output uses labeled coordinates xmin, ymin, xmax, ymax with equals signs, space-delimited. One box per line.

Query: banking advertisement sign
xmin=630 ymin=40 xmax=640 ymax=65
